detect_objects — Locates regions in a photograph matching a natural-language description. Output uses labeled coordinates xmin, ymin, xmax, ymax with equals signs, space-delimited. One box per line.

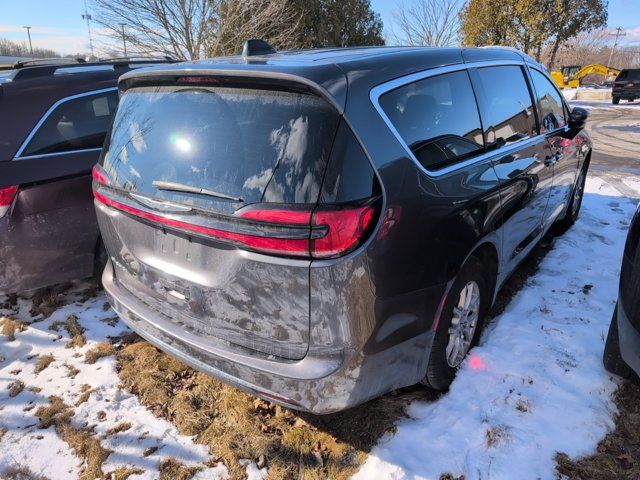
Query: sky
xmin=0 ymin=0 xmax=638 ymax=55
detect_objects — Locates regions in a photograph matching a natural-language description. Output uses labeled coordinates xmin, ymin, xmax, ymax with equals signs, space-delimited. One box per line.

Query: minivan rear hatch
xmin=96 ymin=80 xmax=341 ymax=360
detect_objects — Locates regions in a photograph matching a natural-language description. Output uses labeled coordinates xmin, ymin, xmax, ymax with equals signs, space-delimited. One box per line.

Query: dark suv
xmin=612 ymin=69 xmax=640 ymax=104
xmin=0 ymin=57 xmax=173 ymax=293
xmin=95 ymin=45 xmax=592 ymax=413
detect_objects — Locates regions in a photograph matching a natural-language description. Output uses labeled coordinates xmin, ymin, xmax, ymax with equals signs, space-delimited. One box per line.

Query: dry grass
xmin=85 ymin=342 xmax=116 ymax=364
xmin=1 ymin=316 xmax=27 ymax=341
xmin=8 ymin=380 xmax=25 ymax=398
xmin=35 ymin=396 xmax=111 ymax=480
xmin=29 ymin=287 xmax=64 ymax=319
xmin=50 ymin=314 xmax=86 ymax=348
xmin=116 ymin=338 xmax=424 ymax=480
xmin=64 ymin=314 xmax=86 ymax=348
xmin=158 ymin=458 xmax=200 ymax=480
xmin=65 ymin=363 xmax=80 ymax=379
xmin=106 ymin=467 xmax=145 ymax=480
xmin=75 ymin=385 xmax=92 ymax=406
xmin=0 ymin=426 xmax=6 ymax=441
xmin=34 ymin=354 xmax=54 ymax=374
xmin=556 ymin=381 xmax=640 ymax=479
xmin=1 ymin=464 xmax=50 ymax=480
xmin=105 ymin=422 xmax=132 ymax=436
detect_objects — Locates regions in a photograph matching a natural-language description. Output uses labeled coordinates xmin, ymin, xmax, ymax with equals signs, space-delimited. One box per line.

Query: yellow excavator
xmin=551 ymin=64 xmax=620 ymax=89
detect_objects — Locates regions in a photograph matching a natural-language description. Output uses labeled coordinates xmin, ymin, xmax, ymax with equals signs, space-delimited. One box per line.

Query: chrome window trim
xmin=369 ymin=60 xmax=535 ymax=177
xmin=14 ymin=147 xmax=103 ymax=161
xmin=13 ymin=86 xmax=118 ymax=160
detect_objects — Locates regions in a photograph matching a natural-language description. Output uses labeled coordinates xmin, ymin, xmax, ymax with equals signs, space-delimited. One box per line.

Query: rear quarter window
xmin=21 ymin=89 xmax=118 ymax=157
xmin=378 ymin=70 xmax=484 ymax=172
xmin=101 ymin=86 xmax=339 ymax=211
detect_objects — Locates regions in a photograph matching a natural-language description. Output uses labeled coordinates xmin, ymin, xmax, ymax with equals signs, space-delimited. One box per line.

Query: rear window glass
xmin=101 ymin=86 xmax=339 ymax=210
xmin=617 ymin=70 xmax=640 ymax=81
xmin=379 ymin=70 xmax=484 ymax=171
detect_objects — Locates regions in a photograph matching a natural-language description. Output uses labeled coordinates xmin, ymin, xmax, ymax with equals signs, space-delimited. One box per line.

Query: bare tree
xmin=91 ymin=0 xmax=213 ymax=60
xmin=0 ymin=38 xmax=60 ymax=58
xmin=206 ymin=0 xmax=301 ymax=57
xmin=388 ymin=0 xmax=460 ymax=47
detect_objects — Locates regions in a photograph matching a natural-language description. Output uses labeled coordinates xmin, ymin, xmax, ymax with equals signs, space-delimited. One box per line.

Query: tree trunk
xmin=548 ymin=37 xmax=562 ymax=70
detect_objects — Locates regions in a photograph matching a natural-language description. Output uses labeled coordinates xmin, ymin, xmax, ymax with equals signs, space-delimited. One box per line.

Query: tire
xmin=423 ymin=256 xmax=489 ymax=390
xmin=613 ymin=97 xmax=620 ymax=105
xmin=603 ymin=305 xmax=634 ymax=379
xmin=553 ymin=165 xmax=586 ymax=234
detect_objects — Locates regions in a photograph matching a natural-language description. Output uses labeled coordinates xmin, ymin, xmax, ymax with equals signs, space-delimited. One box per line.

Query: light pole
xmin=607 ymin=27 xmax=626 ymax=71
xmin=82 ymin=0 xmax=94 ymax=57
xmin=120 ymin=23 xmax=127 ymax=56
xmin=23 ymin=26 xmax=33 ymax=57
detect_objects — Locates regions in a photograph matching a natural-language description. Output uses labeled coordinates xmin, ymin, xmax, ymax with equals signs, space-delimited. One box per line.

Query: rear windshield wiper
xmin=152 ymin=180 xmax=243 ymax=202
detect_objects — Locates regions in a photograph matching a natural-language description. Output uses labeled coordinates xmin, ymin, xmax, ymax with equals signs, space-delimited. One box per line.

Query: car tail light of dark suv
xmin=0 ymin=185 xmax=18 ymax=218
xmin=93 ymin=165 xmax=379 ymax=260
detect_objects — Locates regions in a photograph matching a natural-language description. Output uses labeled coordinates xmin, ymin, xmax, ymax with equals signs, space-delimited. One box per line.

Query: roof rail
xmin=12 ymin=57 xmax=85 ymax=69
xmin=98 ymin=55 xmax=177 ymax=63
xmin=10 ymin=58 xmax=176 ymax=81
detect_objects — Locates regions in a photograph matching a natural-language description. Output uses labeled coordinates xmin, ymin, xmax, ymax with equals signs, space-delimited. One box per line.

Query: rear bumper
xmin=613 ymin=89 xmax=640 ymax=99
xmin=617 ymin=298 xmax=640 ymax=376
xmin=103 ymin=259 xmax=434 ymax=413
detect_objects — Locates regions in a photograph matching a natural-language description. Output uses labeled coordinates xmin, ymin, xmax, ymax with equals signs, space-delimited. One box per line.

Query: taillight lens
xmin=92 ymin=164 xmax=109 ymax=185
xmin=311 ymin=205 xmax=375 ymax=258
xmin=94 ymin=179 xmax=378 ymax=259
xmin=0 ymin=185 xmax=18 ymax=218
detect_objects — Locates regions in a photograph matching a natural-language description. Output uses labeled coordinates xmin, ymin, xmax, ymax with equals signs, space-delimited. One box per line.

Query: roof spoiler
xmin=242 ymin=39 xmax=276 ymax=57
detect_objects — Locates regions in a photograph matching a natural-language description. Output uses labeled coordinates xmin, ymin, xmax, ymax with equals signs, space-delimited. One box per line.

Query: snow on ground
xmin=354 ymin=175 xmax=639 ymax=480
xmin=562 ymin=87 xmax=612 ymax=102
xmin=569 ymin=100 xmax=640 ymax=111
xmin=0 ymin=286 xmax=229 ymax=480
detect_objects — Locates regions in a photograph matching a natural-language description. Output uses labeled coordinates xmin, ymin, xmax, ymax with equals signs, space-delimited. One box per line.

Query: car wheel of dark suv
xmin=554 ymin=166 xmax=587 ymax=234
xmin=423 ymin=256 xmax=488 ymax=390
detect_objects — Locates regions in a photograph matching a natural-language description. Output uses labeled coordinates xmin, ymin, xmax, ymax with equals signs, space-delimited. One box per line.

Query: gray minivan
xmin=95 ymin=45 xmax=591 ymax=413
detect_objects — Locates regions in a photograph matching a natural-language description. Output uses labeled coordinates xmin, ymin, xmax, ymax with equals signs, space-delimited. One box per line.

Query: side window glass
xmin=379 ymin=70 xmax=484 ymax=171
xmin=476 ymin=66 xmax=537 ymax=148
xmin=530 ymin=69 xmax=566 ymax=132
xmin=21 ymin=90 xmax=118 ymax=157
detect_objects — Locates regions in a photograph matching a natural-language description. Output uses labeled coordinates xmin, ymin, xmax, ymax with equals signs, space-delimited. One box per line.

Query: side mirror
xmin=568 ymin=107 xmax=589 ymax=130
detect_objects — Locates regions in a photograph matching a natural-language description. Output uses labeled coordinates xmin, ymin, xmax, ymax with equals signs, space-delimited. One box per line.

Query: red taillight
xmin=93 ymin=190 xmax=311 ymax=256
xmin=311 ymin=205 xmax=375 ymax=258
xmin=0 ymin=185 xmax=18 ymax=218
xmin=94 ymin=186 xmax=378 ymax=259
xmin=239 ymin=208 xmax=312 ymax=225
xmin=92 ymin=165 xmax=108 ymax=185
xmin=240 ymin=203 xmax=377 ymax=258
xmin=0 ymin=185 xmax=18 ymax=207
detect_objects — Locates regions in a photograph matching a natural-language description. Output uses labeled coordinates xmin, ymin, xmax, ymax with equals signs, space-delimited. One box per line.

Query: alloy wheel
xmin=446 ymin=280 xmax=481 ymax=368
